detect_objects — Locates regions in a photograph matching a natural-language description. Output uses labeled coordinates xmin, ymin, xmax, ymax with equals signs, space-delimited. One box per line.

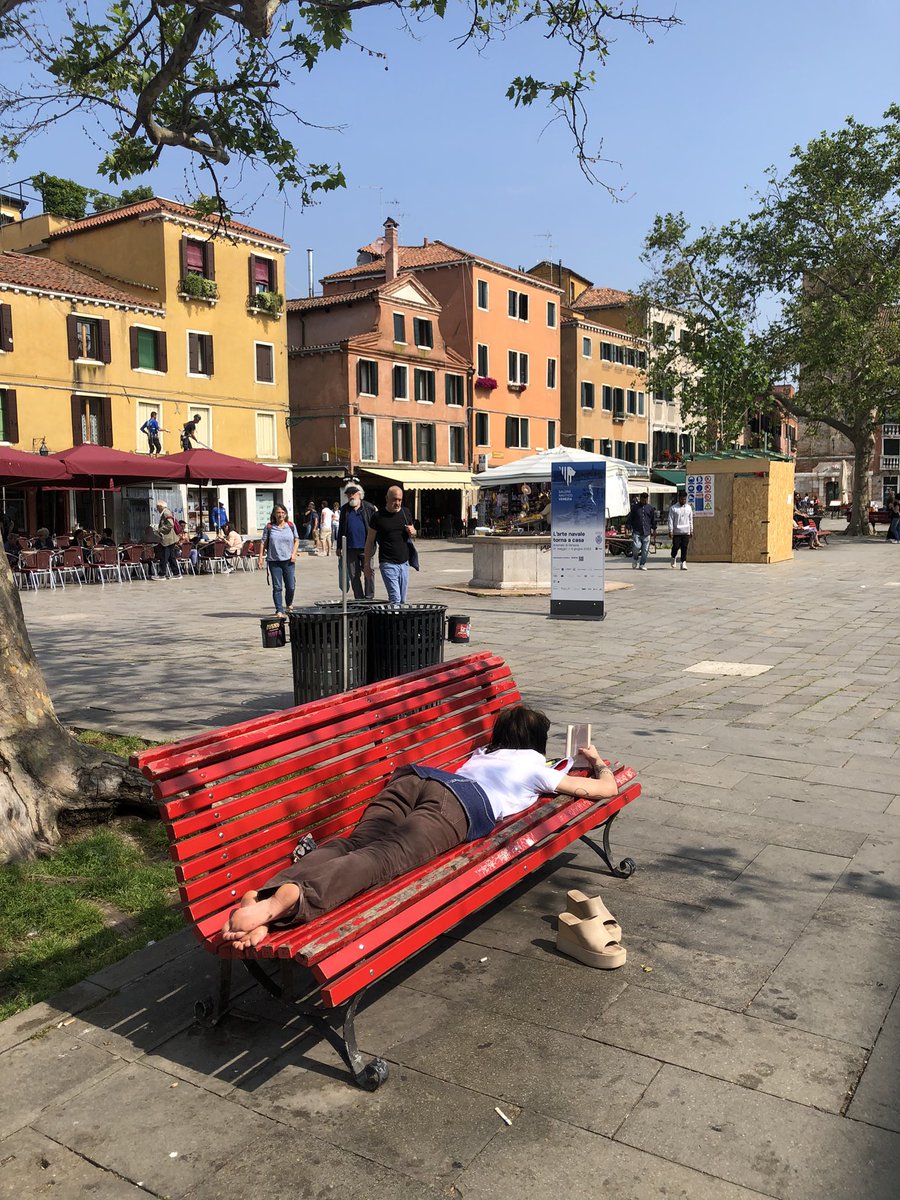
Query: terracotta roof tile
xmin=46 ymin=197 xmax=286 ymax=245
xmin=0 ymin=251 xmax=163 ymax=309
xmin=286 ymin=287 xmax=381 ymax=312
xmin=574 ymin=286 xmax=634 ymax=309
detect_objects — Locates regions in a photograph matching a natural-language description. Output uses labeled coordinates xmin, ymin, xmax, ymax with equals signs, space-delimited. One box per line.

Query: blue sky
xmin=2 ymin=1 xmax=898 ymax=298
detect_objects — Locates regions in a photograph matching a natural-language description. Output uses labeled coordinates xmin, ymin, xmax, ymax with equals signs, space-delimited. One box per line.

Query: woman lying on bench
xmin=222 ymin=705 xmax=618 ymax=951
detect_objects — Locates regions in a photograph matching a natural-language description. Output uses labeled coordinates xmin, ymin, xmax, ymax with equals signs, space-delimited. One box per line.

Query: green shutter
xmin=137 ymin=328 xmax=158 ymax=369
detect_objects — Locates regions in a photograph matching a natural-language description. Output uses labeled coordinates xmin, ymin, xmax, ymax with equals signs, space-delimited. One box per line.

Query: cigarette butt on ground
xmin=494 ymin=1106 xmax=513 ymax=1126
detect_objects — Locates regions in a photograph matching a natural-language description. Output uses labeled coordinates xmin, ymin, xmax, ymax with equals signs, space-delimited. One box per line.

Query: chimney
xmin=383 ymin=217 xmax=399 ymax=282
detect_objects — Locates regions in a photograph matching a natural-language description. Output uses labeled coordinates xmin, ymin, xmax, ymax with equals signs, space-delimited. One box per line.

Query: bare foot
xmin=221 ymin=884 xmax=302 ymax=947
xmin=231 ymin=923 xmax=271 ymax=952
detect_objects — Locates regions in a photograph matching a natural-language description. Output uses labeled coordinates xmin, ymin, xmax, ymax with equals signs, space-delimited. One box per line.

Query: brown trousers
xmin=261 ymin=774 xmax=469 ymax=924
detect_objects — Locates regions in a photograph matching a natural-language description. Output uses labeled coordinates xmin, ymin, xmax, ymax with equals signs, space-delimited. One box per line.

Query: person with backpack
xmin=153 ymin=500 xmax=181 ymax=579
xmin=180 ymin=413 xmax=203 ymax=450
xmin=139 ymin=411 xmax=168 ymax=455
xmin=258 ymin=503 xmax=300 ymax=616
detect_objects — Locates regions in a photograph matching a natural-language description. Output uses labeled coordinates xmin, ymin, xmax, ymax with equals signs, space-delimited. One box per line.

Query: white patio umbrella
xmin=471 ymin=447 xmax=632 ymax=518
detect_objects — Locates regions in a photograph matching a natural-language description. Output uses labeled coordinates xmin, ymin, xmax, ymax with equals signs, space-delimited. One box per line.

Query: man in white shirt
xmin=319 ymin=502 xmax=334 ymax=556
xmin=668 ymin=489 xmax=694 ymax=570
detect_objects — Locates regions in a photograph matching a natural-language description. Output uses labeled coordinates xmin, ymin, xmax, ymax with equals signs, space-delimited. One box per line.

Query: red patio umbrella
xmin=164 ymin=448 xmax=287 ymax=484
xmin=51 ymin=444 xmax=184 ymax=483
xmin=0 ymin=447 xmax=71 ymax=484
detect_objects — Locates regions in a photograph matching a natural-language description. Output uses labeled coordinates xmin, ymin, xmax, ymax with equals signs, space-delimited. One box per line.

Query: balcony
xmin=178 ymin=275 xmax=218 ymax=302
xmin=247 ymin=290 xmax=284 ymax=317
xmin=882 ymin=423 xmax=900 ymax=437
xmin=881 ymin=455 xmax=900 ymax=471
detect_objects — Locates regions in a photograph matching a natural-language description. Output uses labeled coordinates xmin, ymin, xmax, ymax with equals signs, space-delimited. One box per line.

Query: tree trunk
xmin=0 ymin=557 xmax=154 ymax=862
xmin=847 ymin=433 xmax=874 ymax=537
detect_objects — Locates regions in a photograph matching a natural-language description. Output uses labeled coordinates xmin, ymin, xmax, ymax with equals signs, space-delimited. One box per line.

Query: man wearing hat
xmin=335 ymin=483 xmax=377 ymax=599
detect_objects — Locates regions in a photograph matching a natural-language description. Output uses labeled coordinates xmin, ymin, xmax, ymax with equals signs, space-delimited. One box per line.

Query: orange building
xmin=320 ymin=222 xmax=563 ymax=475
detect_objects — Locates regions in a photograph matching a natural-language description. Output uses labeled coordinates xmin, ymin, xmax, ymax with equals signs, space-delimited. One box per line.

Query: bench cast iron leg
xmin=581 ymin=810 xmax=636 ymax=878
xmin=194 ymin=957 xmax=234 ymax=1026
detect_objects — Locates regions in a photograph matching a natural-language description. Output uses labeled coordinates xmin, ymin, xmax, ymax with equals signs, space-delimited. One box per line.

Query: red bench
xmin=132 ymin=652 xmax=641 ymax=1090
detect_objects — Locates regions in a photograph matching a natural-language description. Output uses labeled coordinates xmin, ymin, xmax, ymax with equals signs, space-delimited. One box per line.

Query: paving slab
xmin=847 ymin=989 xmax=900 ymax=1133
xmin=0 ymin=1127 xmax=145 ymax=1200
xmin=618 ymin=1063 xmax=900 ymax=1199
xmin=0 ymin=978 xmax=110 ymax=1055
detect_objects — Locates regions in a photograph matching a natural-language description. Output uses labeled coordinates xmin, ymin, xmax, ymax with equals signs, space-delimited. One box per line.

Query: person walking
xmin=335 ymin=483 xmax=376 ymax=599
xmin=318 ymin=500 xmax=335 ymax=556
xmin=668 ymin=489 xmax=694 ymax=570
xmin=180 ymin=414 xmax=203 ymax=450
xmin=301 ymin=500 xmax=318 ymax=543
xmin=258 ymin=504 xmax=299 ymax=616
xmin=139 ymin=411 xmax=167 ymax=455
xmin=364 ymin=485 xmax=417 ymax=603
xmin=627 ymin=491 xmax=656 ymax=571
xmin=153 ymin=500 xmax=181 ymax=579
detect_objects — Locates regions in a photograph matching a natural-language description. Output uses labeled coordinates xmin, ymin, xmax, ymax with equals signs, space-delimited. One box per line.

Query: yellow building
xmin=0 ymin=196 xmax=291 ymax=536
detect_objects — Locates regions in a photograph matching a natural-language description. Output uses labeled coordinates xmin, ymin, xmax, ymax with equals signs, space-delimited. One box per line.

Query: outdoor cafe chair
xmin=56 ymin=546 xmax=87 ymax=587
xmin=237 ymin=539 xmax=258 ymax=572
xmin=88 ymin=545 xmax=124 ymax=585
xmin=175 ymin=544 xmax=197 ymax=576
xmin=201 ymin=540 xmax=229 ymax=575
xmin=19 ymin=549 xmax=57 ymax=590
xmin=120 ymin=543 xmax=148 ymax=581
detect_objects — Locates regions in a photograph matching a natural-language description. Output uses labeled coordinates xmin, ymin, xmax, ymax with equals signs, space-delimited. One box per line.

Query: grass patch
xmin=75 ymin=728 xmax=159 ymax=758
xmin=0 ymin=819 xmax=181 ymax=1021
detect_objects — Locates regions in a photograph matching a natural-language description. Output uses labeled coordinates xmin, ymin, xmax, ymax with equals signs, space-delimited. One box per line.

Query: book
xmin=565 ymin=723 xmax=592 ymax=767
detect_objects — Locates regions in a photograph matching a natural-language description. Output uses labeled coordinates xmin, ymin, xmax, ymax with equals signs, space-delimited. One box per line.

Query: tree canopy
xmin=0 ymin=0 xmax=680 ymax=209
xmin=640 ymin=106 xmax=900 ymax=533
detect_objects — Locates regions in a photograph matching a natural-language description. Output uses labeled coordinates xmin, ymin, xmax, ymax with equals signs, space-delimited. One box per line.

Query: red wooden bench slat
xmin=135 ymin=653 xmax=507 ymax=778
xmin=320 ymin=786 xmax=639 ymax=1006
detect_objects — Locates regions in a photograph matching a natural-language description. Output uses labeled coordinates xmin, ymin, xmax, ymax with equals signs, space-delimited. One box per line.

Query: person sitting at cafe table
xmin=33 ymin=527 xmax=56 ymax=550
xmin=221 ymin=523 xmax=243 ymax=571
xmin=97 ymin=527 xmax=117 ymax=547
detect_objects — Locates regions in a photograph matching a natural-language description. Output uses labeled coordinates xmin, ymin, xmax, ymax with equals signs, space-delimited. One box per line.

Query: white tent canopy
xmin=471 ymin=447 xmax=631 ymax=518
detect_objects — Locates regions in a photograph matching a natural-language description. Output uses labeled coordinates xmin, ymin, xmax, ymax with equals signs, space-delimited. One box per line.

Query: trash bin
xmin=447 ymin=614 xmax=471 ymax=644
xmin=367 ymin=603 xmax=446 ymax=683
xmin=289 ymin=607 xmax=368 ymax=704
xmin=260 ymin=615 xmax=287 ymax=648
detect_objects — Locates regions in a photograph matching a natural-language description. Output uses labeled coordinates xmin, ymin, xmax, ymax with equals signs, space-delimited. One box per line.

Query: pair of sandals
xmin=556 ymin=889 xmax=626 ymax=970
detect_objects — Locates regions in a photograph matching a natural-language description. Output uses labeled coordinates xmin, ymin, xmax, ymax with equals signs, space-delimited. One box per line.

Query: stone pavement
xmin=3 ymin=532 xmax=899 ymax=1198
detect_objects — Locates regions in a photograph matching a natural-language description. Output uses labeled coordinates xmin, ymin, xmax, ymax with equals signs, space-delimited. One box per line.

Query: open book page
xmin=565 ymin=724 xmax=592 ymax=768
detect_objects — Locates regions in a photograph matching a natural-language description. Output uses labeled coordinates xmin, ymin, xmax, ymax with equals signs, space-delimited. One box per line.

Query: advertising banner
xmin=550 ymin=460 xmax=606 ymax=619
xmin=687 ymin=472 xmax=715 ymax=515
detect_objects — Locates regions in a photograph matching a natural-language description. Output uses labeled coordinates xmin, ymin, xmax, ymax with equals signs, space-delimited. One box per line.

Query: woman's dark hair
xmin=486 ymin=705 xmax=550 ymax=756
xmin=270 ymin=504 xmax=288 ymax=522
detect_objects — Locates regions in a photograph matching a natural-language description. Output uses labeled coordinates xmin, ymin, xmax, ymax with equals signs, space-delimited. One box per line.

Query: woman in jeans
xmin=258 ymin=504 xmax=299 ymax=616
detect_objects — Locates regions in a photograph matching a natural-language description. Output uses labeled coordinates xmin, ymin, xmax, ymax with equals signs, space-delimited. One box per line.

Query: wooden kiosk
xmin=683 ymin=452 xmax=795 ymax=564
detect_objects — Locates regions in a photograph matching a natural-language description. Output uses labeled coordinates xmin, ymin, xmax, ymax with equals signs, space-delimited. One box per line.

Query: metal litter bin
xmin=367 ymin=603 xmax=447 ymax=683
xmin=289 ymin=607 xmax=368 ymax=704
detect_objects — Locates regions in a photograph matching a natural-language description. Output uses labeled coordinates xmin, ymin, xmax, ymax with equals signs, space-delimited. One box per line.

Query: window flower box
xmin=508 ymin=383 xmax=527 ymax=394
xmin=247 ymin=290 xmax=284 ymax=316
xmin=178 ymin=273 xmax=219 ymax=301
xmin=474 ymin=376 xmax=498 ymax=391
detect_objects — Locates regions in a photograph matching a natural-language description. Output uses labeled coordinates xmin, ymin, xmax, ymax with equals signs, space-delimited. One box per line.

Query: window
xmin=445 ymin=374 xmax=464 ymax=406
xmin=637 ymin=350 xmax=648 ymax=369
xmin=392 ymin=364 xmax=408 ymax=400
xmin=0 ymin=387 xmax=18 ymax=443
xmin=475 ymin=412 xmax=490 ymax=446
xmin=637 ymin=391 xmax=646 ymax=416
xmin=393 ymin=420 xmax=413 ymax=461
xmin=507 ymin=290 xmax=529 ymax=321
xmin=181 ymin=237 xmax=215 ymax=281
xmin=476 ymin=343 xmax=489 ymax=376
xmin=449 ymin=425 xmax=466 ymax=464
xmin=602 ymin=385 xmax=613 ymax=412
xmin=416 ymin=422 xmax=436 ymax=463
xmin=624 ymin=442 xmax=636 ymax=462
xmin=582 ymin=337 xmax=592 ymax=358
xmin=249 ymin=254 xmax=277 ymax=295
xmin=477 ymin=280 xmax=489 ymax=310
xmin=393 ymin=313 xmax=406 ymax=343
xmin=255 ymin=411 xmax=277 ymax=458
xmin=414 ymin=368 xmax=435 ymax=403
xmin=255 ymin=342 xmax=275 ymax=384
xmin=130 ymin=326 xmax=167 ymax=372
xmin=135 ymin=401 xmax=161 ymax=453
xmin=600 ymin=438 xmax=613 ymax=456
xmin=508 ymin=351 xmax=529 ymax=385
xmin=579 ymin=437 xmax=594 ymax=453
xmin=637 ymin=443 xmax=648 ymax=466
xmin=626 ymin=348 xmax=636 ymax=368
xmin=546 ymin=301 xmax=557 ymax=328
xmin=882 ymin=475 xmax=899 ymax=503
xmin=547 ymin=420 xmax=557 ymax=449
xmin=71 ymin=394 xmax=112 ymax=446
xmin=627 ymin=390 xmax=637 ymax=415
xmin=652 ymin=320 xmax=666 ymax=342
xmin=67 ymin=315 xmax=110 ymax=362
xmin=581 ymin=381 xmax=595 ymax=410
xmin=360 ymin=416 xmax=376 ymax=461
xmin=0 ymin=303 xmax=12 ymax=352
xmin=614 ymin=344 xmax=626 ymax=365
xmin=601 ymin=341 xmax=613 ymax=361
xmin=505 ymin=416 xmax=530 ymax=448
xmin=546 ymin=358 xmax=557 ymax=389
xmin=413 ymin=317 xmax=433 ymax=349
xmin=187 ymin=331 xmax=214 ymax=376
xmin=613 ymin=387 xmax=625 ymax=418
xmin=357 ymin=358 xmax=378 ymax=395
xmin=614 ymin=439 xmax=625 ymax=459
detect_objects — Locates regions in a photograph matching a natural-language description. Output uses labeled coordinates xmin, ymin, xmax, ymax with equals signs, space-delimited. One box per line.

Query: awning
xmin=361 ymin=467 xmax=473 ymax=491
xmin=628 ymin=478 xmax=678 ymax=495
xmin=651 ymin=468 xmax=686 ymax=488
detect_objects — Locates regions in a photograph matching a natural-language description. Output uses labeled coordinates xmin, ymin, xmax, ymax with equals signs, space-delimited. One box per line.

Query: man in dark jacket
xmin=335 ymin=483 xmax=377 ymax=599
xmin=627 ymin=492 xmax=657 ymax=571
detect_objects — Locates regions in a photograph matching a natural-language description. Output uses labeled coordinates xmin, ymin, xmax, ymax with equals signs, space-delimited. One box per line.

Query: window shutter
xmin=248 ymin=254 xmax=256 ymax=296
xmin=0 ymin=303 xmax=12 ymax=352
xmin=99 ymin=319 xmax=112 ymax=364
xmin=4 ymin=389 xmax=18 ymax=442
xmin=204 ymin=334 xmax=214 ymax=376
xmin=269 ymin=257 xmax=278 ymax=293
xmin=66 ymin=314 xmax=79 ymax=359
xmin=157 ymin=330 xmax=168 ymax=372
xmin=129 ymin=327 xmax=139 ymax=369
xmin=506 ymin=415 xmax=515 ymax=447
xmin=256 ymin=344 xmax=268 ymax=381
xmin=99 ymin=397 xmax=113 ymax=446
xmin=204 ymin=240 xmax=216 ymax=281
xmin=179 ymin=237 xmax=187 ymax=281
xmin=71 ymin=395 xmax=84 ymax=445
xmin=188 ymin=333 xmax=199 ymax=374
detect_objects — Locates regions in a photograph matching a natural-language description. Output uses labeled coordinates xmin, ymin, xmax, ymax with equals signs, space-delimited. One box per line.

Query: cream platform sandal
xmin=557 ymin=912 xmax=627 ymax=969
xmin=565 ymin=890 xmax=622 ymax=942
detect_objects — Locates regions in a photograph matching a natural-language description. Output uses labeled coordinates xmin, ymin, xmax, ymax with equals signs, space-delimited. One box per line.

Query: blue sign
xmin=550 ymin=461 xmax=606 ymax=619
